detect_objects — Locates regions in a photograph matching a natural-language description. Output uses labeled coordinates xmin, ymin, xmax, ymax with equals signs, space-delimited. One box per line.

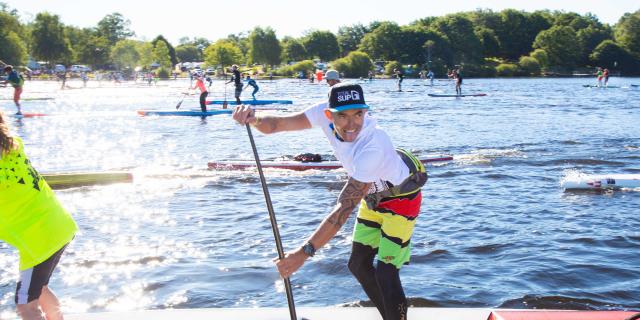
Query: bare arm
xmin=274 ymin=178 xmax=371 ymax=278
xmin=307 ymin=178 xmax=371 ymax=250
xmin=232 ymin=105 xmax=312 ymax=134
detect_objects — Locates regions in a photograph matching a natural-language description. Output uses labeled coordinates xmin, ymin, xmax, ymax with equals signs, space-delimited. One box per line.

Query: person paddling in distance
xmin=192 ymin=72 xmax=209 ymax=112
xmin=233 ymin=83 xmax=427 ymax=320
xmin=243 ymin=75 xmax=260 ymax=100
xmin=0 ymin=111 xmax=78 ymax=320
xmin=226 ymin=65 xmax=243 ymax=105
xmin=1 ymin=65 xmax=24 ymax=115
xmin=454 ymin=68 xmax=463 ymax=96
xmin=394 ymin=68 xmax=404 ymax=92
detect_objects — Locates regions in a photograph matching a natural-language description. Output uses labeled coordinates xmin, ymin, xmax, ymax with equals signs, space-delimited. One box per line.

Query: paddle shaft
xmin=175 ymin=92 xmax=189 ymax=109
xmin=245 ymin=124 xmax=297 ymax=320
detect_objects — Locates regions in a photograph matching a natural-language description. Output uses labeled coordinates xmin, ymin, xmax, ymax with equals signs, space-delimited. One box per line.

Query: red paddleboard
xmin=208 ymin=155 xmax=454 ymax=171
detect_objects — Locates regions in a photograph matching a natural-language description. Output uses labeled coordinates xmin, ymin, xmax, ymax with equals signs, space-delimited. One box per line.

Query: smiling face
xmin=324 ymin=108 xmax=367 ymax=142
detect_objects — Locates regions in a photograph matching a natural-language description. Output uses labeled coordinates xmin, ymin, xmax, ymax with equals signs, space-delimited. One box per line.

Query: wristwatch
xmin=302 ymin=241 xmax=316 ymax=257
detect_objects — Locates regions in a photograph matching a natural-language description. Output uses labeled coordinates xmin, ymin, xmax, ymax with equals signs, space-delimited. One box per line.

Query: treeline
xmin=1 ymin=2 xmax=640 ymax=77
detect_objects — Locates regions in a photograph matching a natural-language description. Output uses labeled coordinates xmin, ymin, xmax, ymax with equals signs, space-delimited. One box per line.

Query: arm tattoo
xmin=327 ymin=178 xmax=370 ymax=228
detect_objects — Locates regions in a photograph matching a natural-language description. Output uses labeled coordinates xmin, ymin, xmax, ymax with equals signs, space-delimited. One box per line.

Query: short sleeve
xmin=351 ymin=148 xmax=384 ymax=183
xmin=303 ymin=102 xmax=328 ymax=127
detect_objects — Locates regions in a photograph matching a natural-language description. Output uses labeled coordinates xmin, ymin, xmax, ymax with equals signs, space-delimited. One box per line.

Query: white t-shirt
xmin=303 ymin=102 xmax=409 ymax=195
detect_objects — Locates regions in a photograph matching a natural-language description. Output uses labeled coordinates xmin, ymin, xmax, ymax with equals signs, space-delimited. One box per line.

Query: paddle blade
xmin=223 ymin=100 xmax=228 ymax=109
xmin=175 ymin=101 xmax=183 ymax=109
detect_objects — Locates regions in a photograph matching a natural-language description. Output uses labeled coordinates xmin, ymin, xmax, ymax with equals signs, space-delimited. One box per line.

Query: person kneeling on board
xmin=233 ymin=83 xmax=427 ymax=320
xmin=192 ymin=73 xmax=208 ymax=112
xmin=0 ymin=111 xmax=78 ymax=320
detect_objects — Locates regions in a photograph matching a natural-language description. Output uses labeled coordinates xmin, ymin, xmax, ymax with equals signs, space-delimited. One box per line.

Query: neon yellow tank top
xmin=0 ymin=137 xmax=77 ymax=270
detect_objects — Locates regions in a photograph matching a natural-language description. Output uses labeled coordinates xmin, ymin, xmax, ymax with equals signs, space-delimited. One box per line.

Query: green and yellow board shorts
xmin=352 ymin=191 xmax=422 ymax=269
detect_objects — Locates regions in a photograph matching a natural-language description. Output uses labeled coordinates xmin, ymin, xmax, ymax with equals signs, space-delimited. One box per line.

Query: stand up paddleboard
xmin=10 ymin=113 xmax=48 ymax=118
xmin=582 ymin=85 xmax=620 ymax=88
xmin=207 ymin=100 xmax=293 ymax=105
xmin=137 ymin=109 xmax=233 ymax=117
xmin=428 ymin=93 xmax=487 ymax=97
xmin=0 ymin=97 xmax=54 ymax=101
xmin=64 ymin=307 xmax=639 ymax=320
xmin=561 ymin=174 xmax=640 ymax=190
xmin=43 ymin=171 xmax=133 ymax=189
xmin=208 ymin=155 xmax=454 ymax=171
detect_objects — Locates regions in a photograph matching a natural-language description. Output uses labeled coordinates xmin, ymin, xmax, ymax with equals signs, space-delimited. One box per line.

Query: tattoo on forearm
xmin=327 ymin=179 xmax=370 ymax=228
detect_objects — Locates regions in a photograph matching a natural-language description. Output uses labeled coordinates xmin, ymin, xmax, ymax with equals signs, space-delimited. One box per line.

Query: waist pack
xmin=364 ymin=148 xmax=428 ymax=209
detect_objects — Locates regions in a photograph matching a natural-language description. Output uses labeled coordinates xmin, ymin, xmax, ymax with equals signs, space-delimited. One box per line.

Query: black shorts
xmin=15 ymin=243 xmax=68 ymax=304
xmin=234 ymin=86 xmax=242 ymax=98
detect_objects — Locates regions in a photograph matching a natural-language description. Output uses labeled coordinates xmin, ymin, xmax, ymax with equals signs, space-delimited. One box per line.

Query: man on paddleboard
xmin=233 ymin=83 xmax=427 ymax=320
xmin=0 ymin=111 xmax=78 ymax=320
xmin=2 ymin=66 xmax=23 ymax=115
xmin=226 ymin=65 xmax=243 ymax=105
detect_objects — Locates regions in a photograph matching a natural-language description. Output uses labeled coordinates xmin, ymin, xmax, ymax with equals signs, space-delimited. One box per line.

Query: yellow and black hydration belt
xmin=364 ymin=148 xmax=428 ymax=209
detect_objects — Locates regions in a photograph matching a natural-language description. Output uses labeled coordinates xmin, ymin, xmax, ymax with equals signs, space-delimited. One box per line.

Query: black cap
xmin=328 ymin=83 xmax=369 ymax=112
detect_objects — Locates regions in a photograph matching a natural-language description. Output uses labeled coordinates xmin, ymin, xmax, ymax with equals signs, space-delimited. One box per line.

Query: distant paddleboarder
xmin=1 ymin=65 xmax=23 ymax=115
xmin=427 ymin=69 xmax=434 ymax=86
xmin=243 ymin=75 xmax=259 ymax=100
xmin=192 ymin=73 xmax=209 ymax=112
xmin=394 ymin=68 xmax=404 ymax=92
xmin=603 ymin=68 xmax=610 ymax=87
xmin=454 ymin=68 xmax=463 ymax=96
xmin=226 ymin=65 xmax=242 ymax=105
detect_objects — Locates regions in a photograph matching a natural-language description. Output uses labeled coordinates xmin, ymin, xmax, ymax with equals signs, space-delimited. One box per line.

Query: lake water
xmin=1 ymin=77 xmax=639 ymax=317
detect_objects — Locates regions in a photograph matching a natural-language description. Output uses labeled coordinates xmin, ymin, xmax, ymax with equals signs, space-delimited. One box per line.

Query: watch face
xmin=304 ymin=243 xmax=315 ymax=256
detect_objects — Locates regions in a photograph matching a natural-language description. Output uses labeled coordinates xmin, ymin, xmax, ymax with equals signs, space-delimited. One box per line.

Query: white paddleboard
xmin=561 ymin=174 xmax=640 ymax=190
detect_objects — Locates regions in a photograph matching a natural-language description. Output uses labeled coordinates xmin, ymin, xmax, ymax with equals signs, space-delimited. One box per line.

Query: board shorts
xmin=352 ymin=190 xmax=422 ymax=269
xmin=15 ymin=243 xmax=68 ymax=304
xmin=234 ymin=86 xmax=242 ymax=99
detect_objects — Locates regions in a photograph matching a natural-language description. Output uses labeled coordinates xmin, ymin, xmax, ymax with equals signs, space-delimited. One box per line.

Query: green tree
xmin=359 ymin=22 xmax=403 ymax=61
xmin=281 ymin=37 xmax=307 ymax=62
xmin=0 ymin=11 xmax=27 ymax=65
xmin=430 ymin=14 xmax=483 ymax=63
xmin=494 ymin=9 xmax=551 ymax=59
xmin=152 ymin=40 xmax=172 ymax=69
xmin=0 ymin=31 xmax=27 ymax=66
xmin=204 ymin=40 xmax=243 ymax=69
xmin=331 ymin=51 xmax=373 ymax=77
xmin=533 ymin=25 xmax=581 ymax=67
xmin=303 ymin=30 xmax=340 ymax=61
xmin=248 ymin=26 xmax=281 ymax=66
xmin=225 ymin=32 xmax=250 ymax=58
xmin=152 ymin=35 xmax=177 ymax=66
xmin=96 ymin=13 xmax=134 ymax=46
xmin=29 ymin=12 xmax=72 ymax=64
xmin=590 ymin=40 xmax=639 ymax=73
xmin=176 ymin=44 xmax=201 ymax=62
xmin=111 ymin=39 xmax=140 ymax=70
xmin=137 ymin=42 xmax=154 ymax=68
xmin=518 ymin=56 xmax=541 ymax=75
xmin=614 ymin=10 xmax=640 ymax=57
xmin=337 ymin=24 xmax=368 ymax=56
xmin=576 ymin=26 xmax=613 ymax=65
xmin=64 ymin=26 xmax=110 ymax=68
xmin=475 ymin=27 xmax=501 ymax=58
xmin=530 ymin=48 xmax=549 ymax=69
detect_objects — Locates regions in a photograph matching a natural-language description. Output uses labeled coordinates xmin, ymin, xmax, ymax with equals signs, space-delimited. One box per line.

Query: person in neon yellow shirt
xmin=0 ymin=111 xmax=77 ymax=320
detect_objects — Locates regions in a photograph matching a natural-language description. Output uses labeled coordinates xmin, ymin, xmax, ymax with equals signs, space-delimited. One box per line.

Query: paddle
xmin=175 ymin=91 xmax=189 ymax=109
xmin=223 ymin=81 xmax=228 ymax=109
xmin=245 ymin=124 xmax=298 ymax=320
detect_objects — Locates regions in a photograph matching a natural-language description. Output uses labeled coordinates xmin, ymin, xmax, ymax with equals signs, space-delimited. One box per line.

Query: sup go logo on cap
xmin=328 ymin=83 xmax=369 ymax=112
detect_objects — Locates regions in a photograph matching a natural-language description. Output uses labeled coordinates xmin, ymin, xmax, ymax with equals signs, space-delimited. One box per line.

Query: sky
xmin=6 ymin=0 xmax=639 ymax=45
